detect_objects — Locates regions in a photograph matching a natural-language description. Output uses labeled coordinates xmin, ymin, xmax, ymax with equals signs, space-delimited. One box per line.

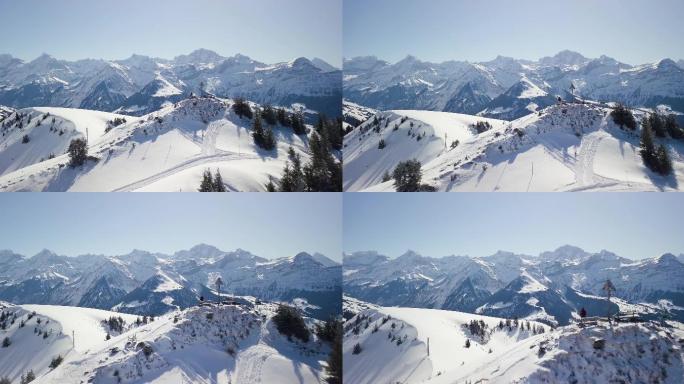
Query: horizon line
xmin=343 ymin=246 xmax=682 ymax=261
xmin=0 ymin=50 xmax=339 ymax=68
xmin=343 ymin=50 xmax=683 ymax=67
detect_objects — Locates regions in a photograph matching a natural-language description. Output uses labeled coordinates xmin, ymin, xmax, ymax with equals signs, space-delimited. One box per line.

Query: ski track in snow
xmin=235 ymin=344 xmax=273 ymax=383
xmin=575 ymin=132 xmax=601 ymax=187
xmin=112 ymin=152 xmax=258 ymax=192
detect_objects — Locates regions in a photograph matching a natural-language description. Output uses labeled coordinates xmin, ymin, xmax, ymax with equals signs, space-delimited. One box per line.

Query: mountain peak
xmin=189 ymin=243 xmax=221 ymax=253
xmin=655 ymin=253 xmax=680 ymax=265
xmin=289 ymin=57 xmax=315 ymax=69
xmin=540 ymin=50 xmax=587 ymax=66
xmin=657 ymin=58 xmax=680 ymax=70
xmin=395 ymin=55 xmax=421 ymax=66
xmin=396 ymin=250 xmax=423 ymax=261
xmin=32 ymin=248 xmax=58 ymax=258
xmin=292 ymin=251 xmax=316 ymax=264
xmin=174 ymin=49 xmax=224 ymax=64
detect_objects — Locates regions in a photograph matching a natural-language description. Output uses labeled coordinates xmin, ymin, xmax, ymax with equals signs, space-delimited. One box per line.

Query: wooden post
xmin=427 ymin=337 xmax=430 ymax=356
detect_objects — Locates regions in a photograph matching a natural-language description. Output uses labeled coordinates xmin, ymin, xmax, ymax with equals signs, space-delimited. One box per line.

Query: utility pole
xmin=603 ymin=279 xmax=616 ymax=322
xmin=215 ymin=276 xmax=224 ymax=306
xmin=427 ymin=337 xmax=430 ymax=356
xmin=72 ymin=330 xmax=75 ymax=348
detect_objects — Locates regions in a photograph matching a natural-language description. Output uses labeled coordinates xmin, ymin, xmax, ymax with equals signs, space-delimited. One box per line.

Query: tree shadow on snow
xmin=44 ymin=160 xmax=97 ymax=191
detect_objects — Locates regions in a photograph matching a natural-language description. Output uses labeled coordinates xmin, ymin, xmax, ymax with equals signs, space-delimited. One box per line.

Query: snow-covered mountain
xmin=343 ymin=297 xmax=684 ymax=384
xmin=0 ymin=245 xmax=341 ymax=320
xmin=0 ymin=50 xmax=342 ymax=117
xmin=344 ymin=246 xmax=684 ymax=325
xmin=344 ymin=51 xmax=684 ymax=119
xmin=343 ymin=102 xmax=684 ymax=191
xmin=342 ymin=100 xmax=377 ymax=129
xmin=0 ymin=299 xmax=330 ymax=383
xmin=0 ymin=96 xmax=340 ymax=191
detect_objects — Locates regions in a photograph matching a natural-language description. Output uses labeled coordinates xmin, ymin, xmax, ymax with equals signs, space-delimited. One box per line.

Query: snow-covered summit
xmin=0 ymin=95 xmax=337 ymax=192
xmin=344 ymin=102 xmax=684 ymax=191
xmin=344 ymin=51 xmax=684 ymax=119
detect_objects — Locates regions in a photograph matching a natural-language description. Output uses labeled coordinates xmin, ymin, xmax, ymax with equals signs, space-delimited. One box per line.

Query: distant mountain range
xmin=344 ymin=245 xmax=684 ymax=325
xmin=344 ymin=51 xmax=684 ymax=120
xmin=0 ymin=244 xmax=341 ymax=319
xmin=0 ymin=49 xmax=342 ymax=117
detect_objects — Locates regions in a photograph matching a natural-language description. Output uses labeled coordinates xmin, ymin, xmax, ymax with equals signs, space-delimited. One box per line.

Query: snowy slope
xmin=343 ymin=109 xmax=507 ymax=191
xmin=0 ymin=302 xmax=138 ymax=383
xmin=1 ymin=301 xmax=329 ymax=384
xmin=343 ymin=298 xmax=684 ymax=384
xmin=0 ymin=96 xmax=326 ymax=191
xmin=343 ymin=100 xmax=377 ymax=129
xmin=344 ymin=103 xmax=684 ymax=191
xmin=343 ymin=299 xmax=550 ymax=384
xmin=444 ymin=321 xmax=684 ymax=384
xmin=0 ymin=108 xmax=136 ymax=176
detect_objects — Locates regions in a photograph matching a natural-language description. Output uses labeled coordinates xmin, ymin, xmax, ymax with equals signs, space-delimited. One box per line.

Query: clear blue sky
xmin=344 ymin=0 xmax=684 ymax=64
xmin=0 ymin=0 xmax=342 ymax=66
xmin=0 ymin=193 xmax=342 ymax=261
xmin=344 ymin=193 xmax=684 ymax=260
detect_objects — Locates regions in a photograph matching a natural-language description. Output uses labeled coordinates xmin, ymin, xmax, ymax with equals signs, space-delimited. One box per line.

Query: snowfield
xmin=343 ymin=297 xmax=684 ymax=384
xmin=0 ymin=300 xmax=329 ymax=383
xmin=0 ymin=97 xmax=329 ymax=191
xmin=344 ymin=102 xmax=684 ymax=191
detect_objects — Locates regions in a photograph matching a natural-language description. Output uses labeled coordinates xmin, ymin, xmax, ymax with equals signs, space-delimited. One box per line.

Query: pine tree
xmin=261 ymin=104 xmax=277 ymax=125
xmin=656 ymin=144 xmax=673 ymax=175
xmin=265 ymin=177 xmax=276 ymax=192
xmin=279 ymin=147 xmax=305 ymax=192
xmin=664 ymin=114 xmax=683 ymax=139
xmin=649 ymin=113 xmax=666 ymax=137
xmin=212 ymin=169 xmax=226 ymax=192
xmin=263 ymin=126 xmax=276 ymax=150
xmin=252 ymin=112 xmax=275 ymax=150
xmin=68 ymin=138 xmax=88 ymax=167
xmin=464 ymin=339 xmax=471 ymax=348
xmin=378 ymin=139 xmax=386 ymax=149
xmin=1 ymin=337 xmax=9 ymax=347
xmin=20 ymin=370 xmax=35 ymax=384
xmin=393 ymin=159 xmax=422 ymax=192
xmin=291 ymin=112 xmax=307 ymax=135
xmin=352 ymin=343 xmax=362 ymax=354
xmin=232 ymin=97 xmax=252 ymax=119
xmin=640 ymin=120 xmax=658 ymax=171
xmin=277 ymin=108 xmax=290 ymax=127
xmin=278 ymin=163 xmax=296 ymax=192
xmin=198 ymin=170 xmax=214 ymax=192
xmin=324 ymin=331 xmax=342 ymax=384
xmin=610 ymin=104 xmax=637 ymax=130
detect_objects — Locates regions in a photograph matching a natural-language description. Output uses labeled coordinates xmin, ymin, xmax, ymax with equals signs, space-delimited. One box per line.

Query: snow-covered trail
xmin=112 ymin=151 xmax=258 ymax=192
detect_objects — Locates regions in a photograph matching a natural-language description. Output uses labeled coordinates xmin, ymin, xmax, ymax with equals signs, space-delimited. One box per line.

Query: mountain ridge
xmin=344 ymin=245 xmax=684 ymax=325
xmin=344 ymin=50 xmax=684 ymax=119
xmin=0 ymin=244 xmax=341 ymax=319
xmin=0 ymin=49 xmax=342 ymax=117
